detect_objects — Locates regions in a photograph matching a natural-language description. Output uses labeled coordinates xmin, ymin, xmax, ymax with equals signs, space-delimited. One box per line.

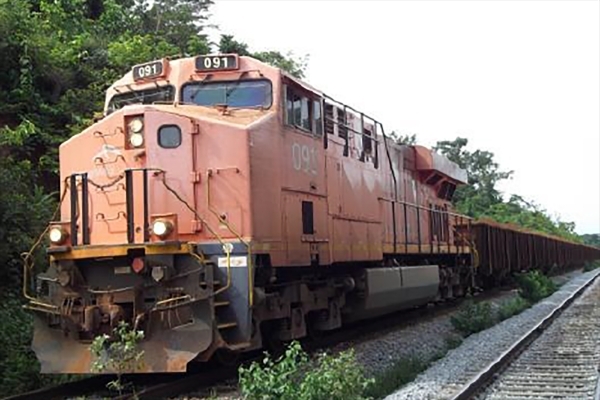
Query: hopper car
xmin=23 ymin=54 xmax=600 ymax=374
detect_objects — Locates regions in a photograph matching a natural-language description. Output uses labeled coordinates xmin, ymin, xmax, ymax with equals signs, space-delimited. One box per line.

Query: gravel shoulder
xmin=385 ymin=269 xmax=597 ymax=400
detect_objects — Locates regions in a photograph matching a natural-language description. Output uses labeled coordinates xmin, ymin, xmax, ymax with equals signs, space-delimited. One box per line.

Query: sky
xmin=208 ymin=0 xmax=600 ymax=234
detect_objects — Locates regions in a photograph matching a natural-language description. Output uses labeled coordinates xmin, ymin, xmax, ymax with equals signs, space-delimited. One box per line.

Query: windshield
xmin=181 ymin=79 xmax=272 ymax=109
xmin=107 ymin=86 xmax=175 ymax=114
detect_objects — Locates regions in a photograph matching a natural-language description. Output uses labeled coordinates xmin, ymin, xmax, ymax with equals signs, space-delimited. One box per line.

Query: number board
xmin=195 ymin=54 xmax=239 ymax=72
xmin=132 ymin=60 xmax=165 ymax=81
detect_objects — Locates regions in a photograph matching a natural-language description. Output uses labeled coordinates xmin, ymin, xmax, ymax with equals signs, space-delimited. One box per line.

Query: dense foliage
xmin=0 ymin=0 xmax=305 ymax=395
xmin=515 ymin=270 xmax=557 ymax=303
xmin=239 ymin=341 xmax=373 ymax=400
xmin=451 ymin=270 xmax=557 ymax=337
xmin=433 ymin=137 xmax=583 ymax=242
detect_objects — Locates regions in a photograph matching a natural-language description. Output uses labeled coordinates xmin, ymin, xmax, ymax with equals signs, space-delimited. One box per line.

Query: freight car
xmin=461 ymin=220 xmax=600 ymax=288
xmin=23 ymin=54 xmax=600 ymax=374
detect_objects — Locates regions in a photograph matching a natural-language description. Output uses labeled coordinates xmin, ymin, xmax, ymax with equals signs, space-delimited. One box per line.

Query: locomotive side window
xmin=158 ymin=125 xmax=182 ymax=148
xmin=181 ymin=79 xmax=272 ymax=108
xmin=324 ymin=104 xmax=334 ymax=135
xmin=107 ymin=86 xmax=175 ymax=114
xmin=285 ymin=85 xmax=322 ymax=136
xmin=302 ymin=201 xmax=314 ymax=235
xmin=313 ymin=100 xmax=323 ymax=136
xmin=337 ymin=108 xmax=347 ymax=139
xmin=363 ymin=127 xmax=373 ymax=156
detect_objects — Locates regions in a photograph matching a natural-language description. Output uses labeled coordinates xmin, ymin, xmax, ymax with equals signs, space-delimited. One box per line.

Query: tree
xmin=434 ymin=137 xmax=512 ymax=216
xmin=388 ymin=131 xmax=418 ymax=145
xmin=581 ymin=233 xmax=600 ymax=247
xmin=433 ymin=137 xmax=581 ymax=241
xmin=218 ymin=34 xmax=308 ymax=79
xmin=0 ymin=0 xmax=310 ymax=394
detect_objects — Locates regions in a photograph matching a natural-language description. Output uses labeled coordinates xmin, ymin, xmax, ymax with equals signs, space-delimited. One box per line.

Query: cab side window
xmin=285 ymin=85 xmax=323 ymax=136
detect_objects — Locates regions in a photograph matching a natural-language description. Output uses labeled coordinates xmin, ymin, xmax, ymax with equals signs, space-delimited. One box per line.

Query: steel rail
xmin=449 ymin=269 xmax=600 ymax=400
xmin=112 ymin=366 xmax=238 ymax=400
xmin=1 ymin=376 xmax=113 ymax=400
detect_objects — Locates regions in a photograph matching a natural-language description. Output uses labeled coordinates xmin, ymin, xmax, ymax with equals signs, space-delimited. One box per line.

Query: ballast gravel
xmin=385 ymin=269 xmax=598 ymax=400
xmin=329 ymin=269 xmax=581 ymax=378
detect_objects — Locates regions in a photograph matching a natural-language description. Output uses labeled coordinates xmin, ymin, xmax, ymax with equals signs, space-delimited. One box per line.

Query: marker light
xmin=152 ymin=220 xmax=173 ymax=238
xmin=128 ymin=118 xmax=144 ymax=133
xmin=49 ymin=227 xmax=67 ymax=245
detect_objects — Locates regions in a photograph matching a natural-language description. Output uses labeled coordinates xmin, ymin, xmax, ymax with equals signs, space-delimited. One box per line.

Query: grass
xmin=497 ymin=295 xmax=530 ymax=321
xmin=364 ymin=357 xmax=429 ymax=399
xmin=584 ymin=260 xmax=600 ymax=272
xmin=450 ymin=301 xmax=495 ymax=336
xmin=364 ymin=335 xmax=464 ymax=399
xmin=450 ymin=270 xmax=557 ymax=337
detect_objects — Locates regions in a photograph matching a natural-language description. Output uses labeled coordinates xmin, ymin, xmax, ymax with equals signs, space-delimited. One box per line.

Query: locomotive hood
xmin=413 ymin=145 xmax=468 ymax=184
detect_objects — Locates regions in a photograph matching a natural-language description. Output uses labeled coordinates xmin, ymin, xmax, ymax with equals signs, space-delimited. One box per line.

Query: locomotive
xmin=24 ymin=54 xmax=600 ymax=374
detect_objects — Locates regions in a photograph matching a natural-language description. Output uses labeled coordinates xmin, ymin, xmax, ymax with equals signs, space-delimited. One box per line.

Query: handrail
xmin=151 ymin=169 xmax=234 ymax=299
xmin=20 ymin=179 xmax=71 ymax=310
xmin=206 ymin=169 xmax=254 ymax=306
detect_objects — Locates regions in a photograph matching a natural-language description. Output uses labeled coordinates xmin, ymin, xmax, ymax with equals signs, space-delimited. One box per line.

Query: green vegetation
xmin=0 ymin=0 xmax=306 ymax=395
xmin=584 ymin=260 xmax=600 ymax=272
xmin=582 ymin=234 xmax=600 ymax=248
xmin=451 ymin=270 xmax=557 ymax=337
xmin=450 ymin=301 xmax=495 ymax=336
xmin=0 ymin=295 xmax=41 ymax=395
xmin=515 ymin=270 xmax=557 ymax=303
xmin=346 ymin=335 xmax=461 ymax=399
xmin=433 ymin=138 xmax=583 ymax=242
xmin=497 ymin=296 xmax=530 ymax=321
xmin=364 ymin=358 xmax=428 ymax=400
xmin=239 ymin=341 xmax=373 ymax=400
xmin=90 ymin=321 xmax=145 ymax=395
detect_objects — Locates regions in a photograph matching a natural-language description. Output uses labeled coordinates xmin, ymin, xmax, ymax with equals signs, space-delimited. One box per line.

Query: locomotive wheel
xmin=261 ymin=321 xmax=286 ymax=357
xmin=215 ymin=347 xmax=240 ymax=366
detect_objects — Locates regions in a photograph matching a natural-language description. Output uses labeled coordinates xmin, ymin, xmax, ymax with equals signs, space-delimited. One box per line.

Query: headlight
xmin=128 ymin=118 xmax=144 ymax=133
xmin=49 ymin=226 xmax=67 ymax=245
xmin=129 ymin=132 xmax=144 ymax=147
xmin=152 ymin=220 xmax=173 ymax=238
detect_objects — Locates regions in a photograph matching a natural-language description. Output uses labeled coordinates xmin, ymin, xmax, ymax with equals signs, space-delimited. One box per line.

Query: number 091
xmin=195 ymin=55 xmax=238 ymax=71
xmin=204 ymin=57 xmax=229 ymax=69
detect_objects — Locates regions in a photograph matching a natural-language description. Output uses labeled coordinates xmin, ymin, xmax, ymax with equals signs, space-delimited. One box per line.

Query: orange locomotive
xmin=24 ymin=54 xmax=506 ymax=373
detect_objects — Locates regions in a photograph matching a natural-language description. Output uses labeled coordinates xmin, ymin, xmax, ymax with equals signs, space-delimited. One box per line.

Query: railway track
xmin=449 ymin=270 xmax=600 ymax=400
xmin=4 ymin=269 xmax=585 ymax=400
xmin=0 ymin=291 xmax=486 ymax=400
xmin=1 ymin=367 xmax=235 ymax=400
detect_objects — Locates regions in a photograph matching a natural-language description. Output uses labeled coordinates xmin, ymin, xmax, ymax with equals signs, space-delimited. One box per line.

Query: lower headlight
xmin=130 ymin=132 xmax=144 ymax=147
xmin=152 ymin=220 xmax=173 ymax=238
xmin=49 ymin=226 xmax=67 ymax=245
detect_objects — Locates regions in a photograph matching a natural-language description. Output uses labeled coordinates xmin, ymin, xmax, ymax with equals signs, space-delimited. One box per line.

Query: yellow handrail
xmin=155 ymin=171 xmax=234 ymax=298
xmin=206 ymin=170 xmax=254 ymax=306
xmin=21 ymin=180 xmax=71 ymax=310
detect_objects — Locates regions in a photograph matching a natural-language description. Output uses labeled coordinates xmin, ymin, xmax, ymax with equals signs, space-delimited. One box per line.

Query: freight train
xmin=24 ymin=54 xmax=600 ymax=374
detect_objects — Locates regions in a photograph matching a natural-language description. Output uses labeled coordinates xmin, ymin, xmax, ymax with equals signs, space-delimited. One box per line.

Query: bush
xmin=584 ymin=261 xmax=600 ymax=272
xmin=90 ymin=321 xmax=145 ymax=395
xmin=364 ymin=358 xmax=427 ymax=400
xmin=0 ymin=295 xmax=81 ymax=396
xmin=0 ymin=295 xmax=41 ymax=395
xmin=450 ymin=301 xmax=494 ymax=336
xmin=497 ymin=296 xmax=530 ymax=321
xmin=238 ymin=341 xmax=373 ymax=400
xmin=516 ymin=270 xmax=556 ymax=303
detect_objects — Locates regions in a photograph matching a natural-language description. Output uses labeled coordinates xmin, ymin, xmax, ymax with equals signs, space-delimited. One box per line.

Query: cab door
xmin=144 ymin=111 xmax=197 ymax=240
xmin=281 ymin=83 xmax=329 ymax=266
